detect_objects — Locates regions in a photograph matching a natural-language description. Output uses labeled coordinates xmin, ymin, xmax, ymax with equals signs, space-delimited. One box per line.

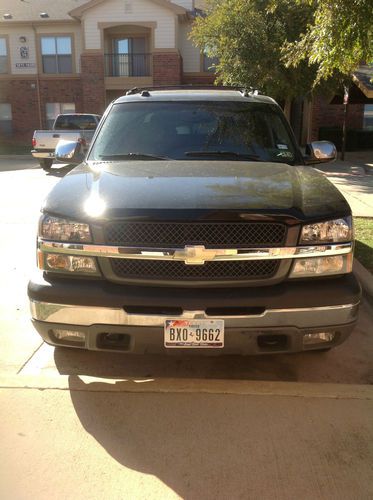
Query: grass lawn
xmin=354 ymin=217 xmax=373 ymax=273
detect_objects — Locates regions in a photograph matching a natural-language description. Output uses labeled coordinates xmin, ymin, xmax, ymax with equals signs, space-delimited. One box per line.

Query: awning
xmin=352 ymin=65 xmax=373 ymax=98
xmin=330 ymin=66 xmax=373 ymax=104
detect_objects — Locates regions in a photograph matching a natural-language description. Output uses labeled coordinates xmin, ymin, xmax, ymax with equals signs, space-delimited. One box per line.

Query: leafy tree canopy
xmin=283 ymin=0 xmax=373 ymax=83
xmin=190 ymin=0 xmax=323 ymax=100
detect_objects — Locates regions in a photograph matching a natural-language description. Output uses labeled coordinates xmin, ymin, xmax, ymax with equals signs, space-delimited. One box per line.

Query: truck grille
xmin=110 ymin=259 xmax=279 ymax=281
xmin=105 ymin=222 xmax=286 ymax=248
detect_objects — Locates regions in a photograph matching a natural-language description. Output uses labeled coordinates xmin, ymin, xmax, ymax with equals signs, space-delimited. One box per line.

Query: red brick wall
xmin=310 ymin=95 xmax=364 ymax=141
xmin=182 ymin=73 xmax=216 ymax=85
xmin=0 ymin=79 xmax=40 ymax=142
xmin=153 ymin=52 xmax=182 ymax=86
xmin=0 ymin=77 xmax=85 ymax=142
xmin=81 ymin=53 xmax=106 ymax=114
xmin=39 ymin=78 xmax=83 ymax=127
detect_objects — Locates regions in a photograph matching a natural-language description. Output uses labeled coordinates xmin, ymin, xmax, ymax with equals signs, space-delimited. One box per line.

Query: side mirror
xmin=304 ymin=141 xmax=337 ymax=165
xmin=55 ymin=140 xmax=85 ymax=164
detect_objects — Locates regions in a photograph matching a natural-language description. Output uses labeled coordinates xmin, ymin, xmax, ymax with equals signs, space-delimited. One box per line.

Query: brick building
xmin=0 ymin=0 xmax=372 ymax=147
xmin=0 ymin=0 xmax=214 ymax=143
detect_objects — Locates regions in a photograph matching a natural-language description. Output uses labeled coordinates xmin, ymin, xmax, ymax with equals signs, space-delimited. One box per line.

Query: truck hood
xmin=43 ymin=160 xmax=350 ymax=222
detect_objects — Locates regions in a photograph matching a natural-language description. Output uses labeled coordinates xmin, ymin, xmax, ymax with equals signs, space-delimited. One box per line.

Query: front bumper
xmin=28 ymin=272 xmax=361 ymax=355
xmin=31 ymin=150 xmax=55 ymax=159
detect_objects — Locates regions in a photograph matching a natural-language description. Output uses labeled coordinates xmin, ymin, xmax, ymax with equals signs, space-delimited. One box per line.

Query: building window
xmin=0 ymin=103 xmax=12 ymax=135
xmin=203 ymin=50 xmax=219 ymax=73
xmin=105 ymin=37 xmax=150 ymax=77
xmin=363 ymin=104 xmax=373 ymax=130
xmin=46 ymin=102 xmax=75 ymax=128
xmin=41 ymin=36 xmax=72 ymax=74
xmin=0 ymin=38 xmax=8 ymax=74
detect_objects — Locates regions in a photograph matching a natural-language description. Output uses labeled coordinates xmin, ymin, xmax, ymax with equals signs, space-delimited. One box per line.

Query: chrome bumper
xmin=31 ymin=151 xmax=54 ymax=159
xmin=30 ymin=300 xmax=359 ymax=329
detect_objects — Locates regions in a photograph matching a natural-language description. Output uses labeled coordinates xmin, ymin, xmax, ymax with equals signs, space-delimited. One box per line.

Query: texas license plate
xmin=164 ymin=319 xmax=224 ymax=348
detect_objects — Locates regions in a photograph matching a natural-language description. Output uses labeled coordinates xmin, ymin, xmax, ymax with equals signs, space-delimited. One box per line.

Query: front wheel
xmin=39 ymin=158 xmax=53 ymax=170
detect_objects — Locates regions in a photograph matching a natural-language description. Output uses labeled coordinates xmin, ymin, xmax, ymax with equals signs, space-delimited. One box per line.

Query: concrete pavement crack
xmin=16 ymin=341 xmax=45 ymax=374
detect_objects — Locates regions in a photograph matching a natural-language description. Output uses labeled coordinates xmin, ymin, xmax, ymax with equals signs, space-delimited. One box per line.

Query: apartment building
xmin=0 ymin=0 xmax=215 ymax=141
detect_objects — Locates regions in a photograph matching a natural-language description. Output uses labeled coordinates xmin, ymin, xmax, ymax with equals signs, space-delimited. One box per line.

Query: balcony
xmin=104 ymin=53 xmax=152 ymax=77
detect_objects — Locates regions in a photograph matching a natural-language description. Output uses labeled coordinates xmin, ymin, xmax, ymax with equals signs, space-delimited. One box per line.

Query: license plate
xmin=164 ymin=319 xmax=224 ymax=348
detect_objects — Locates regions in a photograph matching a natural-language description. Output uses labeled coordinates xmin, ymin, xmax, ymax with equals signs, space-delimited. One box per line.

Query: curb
xmin=0 ymin=154 xmax=33 ymax=160
xmin=354 ymin=258 xmax=373 ymax=298
xmin=1 ymin=374 xmax=373 ymax=399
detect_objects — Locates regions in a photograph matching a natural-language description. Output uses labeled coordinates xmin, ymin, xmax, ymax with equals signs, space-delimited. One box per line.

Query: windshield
xmin=89 ymin=101 xmax=298 ymax=164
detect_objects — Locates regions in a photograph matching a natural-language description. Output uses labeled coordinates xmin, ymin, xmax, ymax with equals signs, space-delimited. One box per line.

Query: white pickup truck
xmin=31 ymin=113 xmax=101 ymax=169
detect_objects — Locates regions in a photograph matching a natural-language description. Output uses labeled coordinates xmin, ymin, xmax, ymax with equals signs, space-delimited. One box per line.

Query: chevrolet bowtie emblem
xmin=174 ymin=246 xmax=237 ymax=265
xmin=174 ymin=245 xmax=217 ymax=265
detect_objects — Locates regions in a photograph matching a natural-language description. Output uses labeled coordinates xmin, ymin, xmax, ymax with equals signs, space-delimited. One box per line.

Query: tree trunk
xmin=283 ymin=98 xmax=292 ymax=122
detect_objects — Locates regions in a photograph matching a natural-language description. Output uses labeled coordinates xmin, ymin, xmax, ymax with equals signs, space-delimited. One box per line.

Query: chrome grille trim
xmin=39 ymin=240 xmax=353 ymax=262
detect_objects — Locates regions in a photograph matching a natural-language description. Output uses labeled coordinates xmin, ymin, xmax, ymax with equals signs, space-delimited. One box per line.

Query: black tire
xmin=39 ymin=158 xmax=53 ymax=170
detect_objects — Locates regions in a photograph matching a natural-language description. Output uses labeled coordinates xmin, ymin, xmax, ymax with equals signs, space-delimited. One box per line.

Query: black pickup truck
xmin=28 ymin=88 xmax=361 ymax=354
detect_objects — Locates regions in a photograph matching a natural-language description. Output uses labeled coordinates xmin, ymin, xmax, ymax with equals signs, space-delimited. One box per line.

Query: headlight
xmin=40 ymin=214 xmax=92 ymax=242
xmin=290 ymin=254 xmax=352 ymax=278
xmin=300 ymin=217 xmax=352 ymax=244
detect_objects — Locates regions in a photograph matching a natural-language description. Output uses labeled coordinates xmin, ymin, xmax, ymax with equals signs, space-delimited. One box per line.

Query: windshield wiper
xmin=99 ymin=153 xmax=171 ymax=161
xmin=184 ymin=151 xmax=261 ymax=161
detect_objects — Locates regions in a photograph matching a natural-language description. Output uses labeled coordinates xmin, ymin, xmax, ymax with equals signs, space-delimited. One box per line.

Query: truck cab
xmin=28 ymin=88 xmax=361 ymax=354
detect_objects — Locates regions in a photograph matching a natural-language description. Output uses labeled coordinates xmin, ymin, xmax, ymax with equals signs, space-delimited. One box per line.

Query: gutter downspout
xmin=32 ymin=24 xmax=43 ymax=129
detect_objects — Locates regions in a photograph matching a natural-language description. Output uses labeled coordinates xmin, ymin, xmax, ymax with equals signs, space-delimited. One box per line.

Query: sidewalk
xmin=315 ymin=151 xmax=373 ymax=217
xmin=1 ymin=376 xmax=373 ymax=500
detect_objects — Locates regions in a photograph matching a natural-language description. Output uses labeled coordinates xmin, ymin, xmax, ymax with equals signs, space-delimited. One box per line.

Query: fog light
xmin=46 ymin=254 xmax=70 ymax=270
xmin=303 ymin=332 xmax=335 ymax=345
xmin=42 ymin=253 xmax=99 ymax=274
xmin=52 ymin=329 xmax=86 ymax=343
xmin=290 ymin=254 xmax=352 ymax=278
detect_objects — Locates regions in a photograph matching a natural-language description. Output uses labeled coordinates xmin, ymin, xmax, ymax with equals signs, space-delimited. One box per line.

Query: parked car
xmin=28 ymin=87 xmax=361 ymax=355
xmin=31 ymin=113 xmax=101 ymax=169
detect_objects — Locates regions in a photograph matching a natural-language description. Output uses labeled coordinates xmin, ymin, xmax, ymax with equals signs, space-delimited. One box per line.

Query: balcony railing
xmin=104 ymin=53 xmax=152 ymax=77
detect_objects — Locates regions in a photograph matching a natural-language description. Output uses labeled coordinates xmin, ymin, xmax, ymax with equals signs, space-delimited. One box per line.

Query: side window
xmin=0 ymin=38 xmax=8 ymax=74
xmin=363 ymin=104 xmax=373 ymax=130
xmin=41 ymin=36 xmax=72 ymax=74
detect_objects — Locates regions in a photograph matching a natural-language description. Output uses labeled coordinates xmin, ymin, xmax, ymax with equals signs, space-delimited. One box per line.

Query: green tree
xmin=283 ymin=0 xmax=373 ymax=84
xmin=190 ymin=0 xmax=320 ymax=101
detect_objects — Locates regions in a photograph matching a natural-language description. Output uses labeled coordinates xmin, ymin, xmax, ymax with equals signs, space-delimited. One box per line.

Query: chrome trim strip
xmin=38 ymin=240 xmax=353 ymax=263
xmin=30 ymin=300 xmax=359 ymax=328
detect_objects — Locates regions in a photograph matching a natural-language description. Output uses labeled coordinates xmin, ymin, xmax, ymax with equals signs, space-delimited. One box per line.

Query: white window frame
xmin=40 ymin=36 xmax=73 ymax=74
xmin=0 ymin=37 xmax=9 ymax=74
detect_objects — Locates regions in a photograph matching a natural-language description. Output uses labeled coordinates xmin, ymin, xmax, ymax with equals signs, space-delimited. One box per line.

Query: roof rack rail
xmin=125 ymin=85 xmax=261 ymax=96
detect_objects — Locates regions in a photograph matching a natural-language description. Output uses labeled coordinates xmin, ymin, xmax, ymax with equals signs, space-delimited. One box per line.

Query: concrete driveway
xmin=1 ymin=156 xmax=373 ymax=500
xmin=315 ymin=151 xmax=373 ymax=216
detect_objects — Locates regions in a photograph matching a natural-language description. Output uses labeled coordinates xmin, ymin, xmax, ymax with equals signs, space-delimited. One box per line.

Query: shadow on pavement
xmin=0 ymin=158 xmax=40 ymax=172
xmin=55 ymin=348 xmax=300 ymax=382
xmin=45 ymin=164 xmax=75 ymax=177
xmin=67 ymin=374 xmax=373 ymax=499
